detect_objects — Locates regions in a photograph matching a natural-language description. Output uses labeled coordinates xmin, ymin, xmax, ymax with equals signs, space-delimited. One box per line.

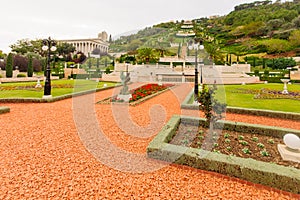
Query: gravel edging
xmin=181 ymin=90 xmax=300 ymax=120
xmin=0 ymin=106 xmax=10 ymax=114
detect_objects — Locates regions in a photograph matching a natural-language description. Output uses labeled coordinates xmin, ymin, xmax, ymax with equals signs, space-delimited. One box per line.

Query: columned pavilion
xmin=58 ymin=31 xmax=109 ymax=56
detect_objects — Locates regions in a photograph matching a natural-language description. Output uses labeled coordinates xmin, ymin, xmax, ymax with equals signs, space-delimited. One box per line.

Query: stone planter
xmin=147 ymin=115 xmax=300 ymax=194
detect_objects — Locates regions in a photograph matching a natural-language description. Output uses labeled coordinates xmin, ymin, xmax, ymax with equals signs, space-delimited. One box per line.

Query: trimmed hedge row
xmin=181 ymin=90 xmax=300 ymax=120
xmin=147 ymin=115 xmax=300 ymax=194
xmin=0 ymin=107 xmax=10 ymax=114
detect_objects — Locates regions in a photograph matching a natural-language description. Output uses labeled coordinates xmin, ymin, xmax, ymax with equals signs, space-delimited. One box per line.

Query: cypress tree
xmin=6 ymin=53 xmax=13 ymax=78
xmin=27 ymin=55 xmax=33 ymax=77
xmin=262 ymin=58 xmax=266 ymax=69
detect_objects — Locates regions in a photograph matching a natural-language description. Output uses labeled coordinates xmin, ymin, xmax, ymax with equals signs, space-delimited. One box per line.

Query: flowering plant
xmin=129 ymin=83 xmax=173 ymax=102
xmin=254 ymin=88 xmax=300 ymax=100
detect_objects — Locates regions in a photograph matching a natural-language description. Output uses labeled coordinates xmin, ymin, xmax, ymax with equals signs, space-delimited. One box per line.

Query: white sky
xmin=0 ymin=0 xmax=259 ymax=53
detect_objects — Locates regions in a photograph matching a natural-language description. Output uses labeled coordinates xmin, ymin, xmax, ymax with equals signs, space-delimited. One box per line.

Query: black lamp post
xmin=42 ymin=37 xmax=57 ymax=98
xmin=188 ymin=39 xmax=204 ymax=101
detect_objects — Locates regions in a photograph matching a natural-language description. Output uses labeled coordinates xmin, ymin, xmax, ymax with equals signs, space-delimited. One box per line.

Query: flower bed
xmin=129 ymin=83 xmax=173 ymax=102
xmin=233 ymin=88 xmax=300 ymax=100
xmin=147 ymin=115 xmax=300 ymax=194
xmin=254 ymin=88 xmax=300 ymax=100
xmin=181 ymin=89 xmax=300 ymax=120
xmin=99 ymin=83 xmax=174 ymax=105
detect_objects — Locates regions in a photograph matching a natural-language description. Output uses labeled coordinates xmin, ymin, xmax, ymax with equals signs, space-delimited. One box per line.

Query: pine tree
xmin=27 ymin=55 xmax=33 ymax=77
xmin=6 ymin=53 xmax=13 ymax=78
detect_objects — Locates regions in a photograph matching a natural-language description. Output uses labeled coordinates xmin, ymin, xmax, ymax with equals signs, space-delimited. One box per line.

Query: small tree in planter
xmin=196 ymin=84 xmax=226 ymax=149
xmin=197 ymin=84 xmax=226 ymax=128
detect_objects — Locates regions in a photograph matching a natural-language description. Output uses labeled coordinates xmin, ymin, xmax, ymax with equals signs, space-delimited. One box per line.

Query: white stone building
xmin=58 ymin=31 xmax=109 ymax=56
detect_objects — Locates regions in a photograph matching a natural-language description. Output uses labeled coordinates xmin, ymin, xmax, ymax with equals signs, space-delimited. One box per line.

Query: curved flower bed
xmin=129 ymin=83 xmax=174 ymax=102
xmin=232 ymin=88 xmax=300 ymax=100
xmin=100 ymin=83 xmax=175 ymax=105
xmin=0 ymin=84 xmax=74 ymax=91
xmin=254 ymin=88 xmax=300 ymax=100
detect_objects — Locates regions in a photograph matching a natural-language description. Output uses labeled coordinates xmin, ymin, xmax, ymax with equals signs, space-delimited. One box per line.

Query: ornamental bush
xmin=17 ymin=73 xmax=26 ymax=78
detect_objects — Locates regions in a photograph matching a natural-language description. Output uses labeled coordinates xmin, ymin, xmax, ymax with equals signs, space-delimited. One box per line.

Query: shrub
xmin=260 ymin=76 xmax=284 ymax=83
xmin=105 ymin=67 xmax=111 ymax=74
xmin=263 ymin=70 xmax=269 ymax=77
xmin=17 ymin=73 xmax=26 ymax=78
xmin=254 ymin=69 xmax=260 ymax=77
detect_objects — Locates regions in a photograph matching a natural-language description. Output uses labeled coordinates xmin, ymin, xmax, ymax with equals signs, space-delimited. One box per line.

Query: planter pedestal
xmin=117 ymin=94 xmax=132 ymax=102
xmin=278 ymin=144 xmax=300 ymax=163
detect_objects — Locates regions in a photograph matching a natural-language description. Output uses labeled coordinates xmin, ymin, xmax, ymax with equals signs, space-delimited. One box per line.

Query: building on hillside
xmin=176 ymin=20 xmax=195 ymax=37
xmin=58 ymin=31 xmax=109 ymax=56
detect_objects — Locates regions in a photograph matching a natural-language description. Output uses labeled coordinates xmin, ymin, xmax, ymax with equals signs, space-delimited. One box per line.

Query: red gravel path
xmin=0 ymin=83 xmax=299 ymax=199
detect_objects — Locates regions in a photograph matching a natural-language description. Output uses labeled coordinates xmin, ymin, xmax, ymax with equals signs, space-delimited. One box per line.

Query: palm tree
xmin=137 ymin=48 xmax=159 ymax=63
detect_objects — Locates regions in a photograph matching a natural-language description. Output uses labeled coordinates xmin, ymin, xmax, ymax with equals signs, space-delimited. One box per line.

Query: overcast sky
xmin=0 ymin=0 xmax=262 ymax=53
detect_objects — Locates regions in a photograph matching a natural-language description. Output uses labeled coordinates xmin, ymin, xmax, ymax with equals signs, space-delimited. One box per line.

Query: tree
xmin=56 ymin=42 xmax=75 ymax=60
xmin=0 ymin=50 xmax=5 ymax=59
xmin=88 ymin=53 xmax=92 ymax=69
xmin=27 ymin=55 xmax=33 ymax=77
xmin=127 ymin=39 xmax=143 ymax=51
xmin=266 ymin=57 xmax=296 ymax=69
xmin=10 ymin=39 xmax=44 ymax=56
xmin=204 ymin=42 xmax=224 ymax=64
xmin=289 ymin=30 xmax=300 ymax=47
xmin=6 ymin=53 xmax=13 ymax=78
xmin=72 ymin=51 xmax=86 ymax=64
xmin=136 ymin=48 xmax=159 ymax=63
xmin=13 ymin=54 xmax=28 ymax=72
xmin=197 ymin=84 xmax=226 ymax=128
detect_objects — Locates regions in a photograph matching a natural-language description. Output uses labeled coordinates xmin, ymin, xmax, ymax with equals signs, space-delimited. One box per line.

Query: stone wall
xmin=291 ymin=70 xmax=300 ymax=80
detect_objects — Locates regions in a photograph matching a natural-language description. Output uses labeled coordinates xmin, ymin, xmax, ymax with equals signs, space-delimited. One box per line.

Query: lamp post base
xmin=42 ymin=95 xmax=53 ymax=99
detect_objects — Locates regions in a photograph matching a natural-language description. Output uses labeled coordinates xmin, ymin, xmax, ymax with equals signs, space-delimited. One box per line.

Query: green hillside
xmin=110 ymin=0 xmax=300 ymax=65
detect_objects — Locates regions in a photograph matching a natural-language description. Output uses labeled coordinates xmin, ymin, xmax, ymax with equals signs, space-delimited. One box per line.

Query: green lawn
xmin=0 ymin=80 xmax=117 ymax=98
xmin=218 ymin=83 xmax=300 ymax=113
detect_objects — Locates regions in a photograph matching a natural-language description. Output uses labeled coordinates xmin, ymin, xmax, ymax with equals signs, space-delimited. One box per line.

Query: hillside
xmin=109 ymin=0 xmax=300 ymax=64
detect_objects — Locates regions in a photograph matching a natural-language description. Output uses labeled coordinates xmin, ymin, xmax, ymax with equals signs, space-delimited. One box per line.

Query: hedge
xmin=0 ymin=107 xmax=10 ymax=114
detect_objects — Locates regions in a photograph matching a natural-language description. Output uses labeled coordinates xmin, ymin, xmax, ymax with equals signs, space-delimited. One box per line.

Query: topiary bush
xmin=17 ymin=73 xmax=26 ymax=78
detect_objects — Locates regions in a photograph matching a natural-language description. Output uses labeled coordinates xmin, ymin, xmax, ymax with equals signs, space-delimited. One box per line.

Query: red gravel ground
xmin=1 ymin=83 xmax=300 ymax=199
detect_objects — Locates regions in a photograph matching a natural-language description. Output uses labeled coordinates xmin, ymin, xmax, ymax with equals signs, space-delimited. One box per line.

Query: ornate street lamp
xmin=188 ymin=39 xmax=204 ymax=101
xmin=42 ymin=37 xmax=57 ymax=98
